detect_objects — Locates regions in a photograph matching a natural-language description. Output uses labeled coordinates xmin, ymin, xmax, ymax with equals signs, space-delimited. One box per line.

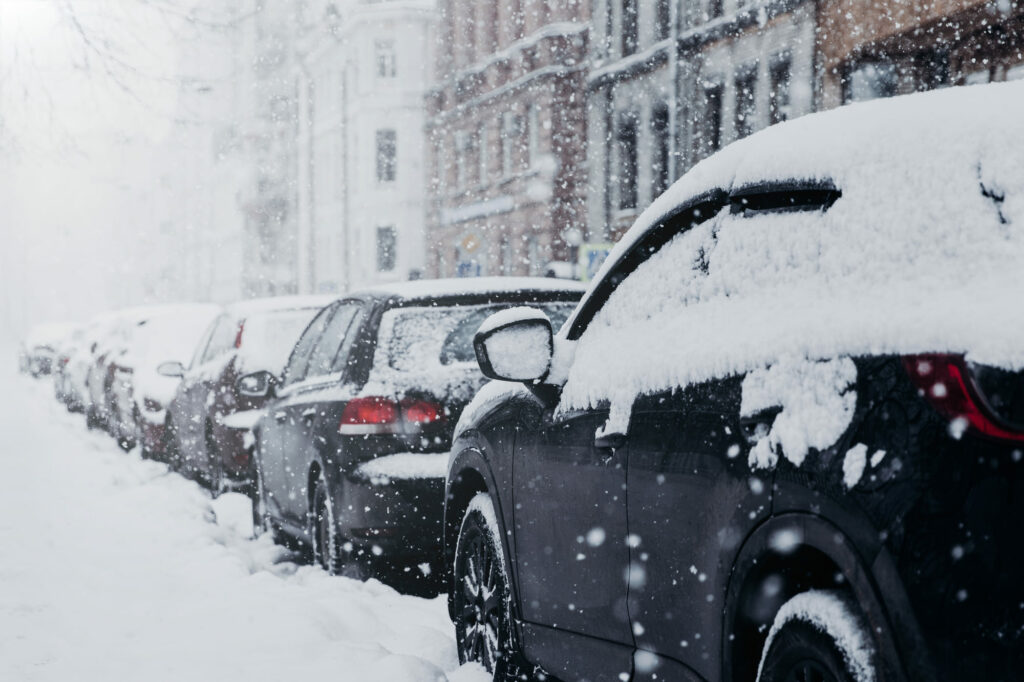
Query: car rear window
xmin=383 ymin=301 xmax=576 ymax=372
xmin=240 ymin=308 xmax=323 ymax=373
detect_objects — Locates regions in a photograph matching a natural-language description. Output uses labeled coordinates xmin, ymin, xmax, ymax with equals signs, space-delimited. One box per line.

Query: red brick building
xmin=425 ymin=0 xmax=590 ymax=277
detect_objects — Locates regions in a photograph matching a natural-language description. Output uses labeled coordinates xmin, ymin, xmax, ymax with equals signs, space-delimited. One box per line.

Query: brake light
xmin=903 ymin=354 xmax=1024 ymax=443
xmin=234 ymin=321 xmax=245 ymax=349
xmin=338 ymin=397 xmax=443 ymax=435
xmin=402 ymin=398 xmax=443 ymax=424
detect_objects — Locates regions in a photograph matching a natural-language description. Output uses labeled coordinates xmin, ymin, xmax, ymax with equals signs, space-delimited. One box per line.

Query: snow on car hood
xmin=559 ymin=81 xmax=1024 ymax=434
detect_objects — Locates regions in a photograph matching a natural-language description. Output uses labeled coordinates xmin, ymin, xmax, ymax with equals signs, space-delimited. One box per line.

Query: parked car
xmin=107 ymin=303 xmax=221 ymax=453
xmin=52 ymin=326 xmax=86 ymax=407
xmin=162 ymin=296 xmax=333 ymax=492
xmin=64 ymin=314 xmax=120 ymax=417
xmin=244 ymin=278 xmax=584 ymax=582
xmin=20 ymin=322 xmax=76 ymax=377
xmin=84 ymin=310 xmax=149 ymax=431
xmin=444 ymin=82 xmax=1024 ymax=681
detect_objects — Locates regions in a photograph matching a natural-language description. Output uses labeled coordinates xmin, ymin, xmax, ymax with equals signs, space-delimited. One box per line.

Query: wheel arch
xmin=444 ymin=445 xmax=509 ymax=619
xmin=723 ymin=513 xmax=911 ymax=682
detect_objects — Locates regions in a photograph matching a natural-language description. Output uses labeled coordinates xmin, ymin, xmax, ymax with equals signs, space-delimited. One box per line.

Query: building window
xmin=621 ymin=0 xmax=639 ymax=56
xmin=655 ymin=0 xmax=671 ymax=41
xmin=501 ymin=112 xmax=523 ymax=176
xmin=454 ymin=131 xmax=469 ymax=189
xmin=652 ymin=102 xmax=671 ymax=199
xmin=500 ymin=235 xmax=514 ymax=275
xmin=617 ymin=114 xmax=638 ymax=211
xmin=846 ymin=61 xmax=898 ymax=102
xmin=376 ymin=129 xmax=396 ymax=182
xmin=376 ymin=226 xmax=397 ymax=272
xmin=769 ymin=57 xmax=792 ymax=125
xmin=527 ymin=104 xmax=539 ymax=167
xmin=702 ymin=83 xmax=723 ymax=155
xmin=375 ymin=39 xmax=396 ymax=78
xmin=527 ymin=235 xmax=542 ymax=276
xmin=478 ymin=123 xmax=489 ymax=184
xmin=734 ymin=66 xmax=757 ymax=140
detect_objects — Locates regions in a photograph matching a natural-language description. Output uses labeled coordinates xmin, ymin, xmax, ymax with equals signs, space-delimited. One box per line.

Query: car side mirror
xmin=236 ymin=370 xmax=278 ymax=399
xmin=474 ymin=307 xmax=553 ymax=382
xmin=157 ymin=360 xmax=185 ymax=378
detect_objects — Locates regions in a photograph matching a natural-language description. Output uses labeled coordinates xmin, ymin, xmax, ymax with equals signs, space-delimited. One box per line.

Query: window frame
xmin=280 ymin=303 xmax=338 ymax=389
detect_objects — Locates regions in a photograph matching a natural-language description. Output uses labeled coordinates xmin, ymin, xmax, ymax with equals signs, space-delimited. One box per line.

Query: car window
xmin=282 ymin=304 xmax=336 ymax=387
xmin=201 ymin=315 xmax=237 ymax=364
xmin=331 ymin=306 xmax=365 ymax=374
xmin=305 ymin=303 xmax=362 ymax=380
xmin=567 ymin=190 xmax=727 ymax=341
xmin=439 ymin=301 xmax=576 ymax=365
xmin=189 ymin=320 xmax=216 ymax=369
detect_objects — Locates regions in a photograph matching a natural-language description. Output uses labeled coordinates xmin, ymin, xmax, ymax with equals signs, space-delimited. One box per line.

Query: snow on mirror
xmin=156 ymin=360 xmax=185 ymax=378
xmin=473 ymin=307 xmax=553 ymax=383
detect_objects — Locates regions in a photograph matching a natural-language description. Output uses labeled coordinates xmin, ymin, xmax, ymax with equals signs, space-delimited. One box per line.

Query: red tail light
xmin=902 ymin=354 xmax=1024 ymax=443
xmin=401 ymin=398 xmax=443 ymax=425
xmin=338 ymin=396 xmax=443 ymax=435
xmin=234 ymin=321 xmax=245 ymax=349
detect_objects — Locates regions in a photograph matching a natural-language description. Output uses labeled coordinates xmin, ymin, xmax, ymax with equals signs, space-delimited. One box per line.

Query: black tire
xmin=204 ymin=422 xmax=222 ymax=494
xmin=453 ymin=495 xmax=517 ymax=679
xmin=252 ymin=458 xmax=283 ymax=543
xmin=759 ymin=620 xmax=854 ymax=682
xmin=86 ymin=406 xmax=99 ymax=430
xmin=311 ymin=478 xmax=354 ymax=575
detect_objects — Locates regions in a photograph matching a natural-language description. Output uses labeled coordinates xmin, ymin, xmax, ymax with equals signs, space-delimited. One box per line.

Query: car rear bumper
xmin=336 ymin=463 xmax=446 ymax=565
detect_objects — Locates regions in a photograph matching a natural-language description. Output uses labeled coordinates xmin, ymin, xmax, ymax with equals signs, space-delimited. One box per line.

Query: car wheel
xmin=205 ymin=423 xmax=224 ymax=495
xmin=252 ymin=458 xmax=281 ymax=543
xmin=757 ymin=591 xmax=875 ymax=682
xmin=453 ymin=493 xmax=515 ymax=678
xmin=311 ymin=478 xmax=345 ymax=575
xmin=86 ymin=406 xmax=99 ymax=430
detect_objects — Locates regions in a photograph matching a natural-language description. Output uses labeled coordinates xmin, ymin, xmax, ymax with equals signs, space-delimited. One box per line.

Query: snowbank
xmin=0 ymin=370 xmax=474 ymax=682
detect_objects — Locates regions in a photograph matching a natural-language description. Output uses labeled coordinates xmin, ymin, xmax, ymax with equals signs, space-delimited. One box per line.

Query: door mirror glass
xmin=474 ymin=307 xmax=553 ymax=382
xmin=156 ymin=360 xmax=185 ymax=378
xmin=236 ymin=370 xmax=278 ymax=399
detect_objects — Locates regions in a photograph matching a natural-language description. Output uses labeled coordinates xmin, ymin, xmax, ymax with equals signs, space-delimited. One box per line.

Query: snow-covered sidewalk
xmin=0 ymin=368 xmax=482 ymax=681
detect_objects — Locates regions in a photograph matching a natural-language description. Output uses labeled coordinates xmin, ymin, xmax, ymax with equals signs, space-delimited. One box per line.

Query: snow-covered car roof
xmin=355 ymin=276 xmax=586 ymax=302
xmin=224 ymin=295 xmax=335 ymax=317
xmin=556 ymin=81 xmax=1024 ymax=431
xmin=579 ymin=80 xmax=1024 ymax=314
xmin=24 ymin=322 xmax=77 ymax=348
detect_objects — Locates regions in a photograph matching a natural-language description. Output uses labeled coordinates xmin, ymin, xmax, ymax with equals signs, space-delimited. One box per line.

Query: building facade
xmin=819 ymin=0 xmax=1024 ymax=106
xmin=425 ymin=0 xmax=590 ymax=278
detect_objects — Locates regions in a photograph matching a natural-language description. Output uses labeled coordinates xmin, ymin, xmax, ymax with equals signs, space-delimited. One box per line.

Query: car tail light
xmin=338 ymin=397 xmax=444 ymax=435
xmin=902 ymin=354 xmax=1024 ymax=443
xmin=234 ymin=321 xmax=245 ymax=349
xmin=339 ymin=397 xmax=399 ymax=435
xmin=401 ymin=398 xmax=443 ymax=425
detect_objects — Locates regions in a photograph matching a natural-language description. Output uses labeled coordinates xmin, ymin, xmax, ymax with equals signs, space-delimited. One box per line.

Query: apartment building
xmin=425 ymin=0 xmax=590 ymax=278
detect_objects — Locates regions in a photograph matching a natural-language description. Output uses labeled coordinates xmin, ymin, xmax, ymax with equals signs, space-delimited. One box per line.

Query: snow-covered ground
xmin=0 ymin=363 xmax=486 ymax=682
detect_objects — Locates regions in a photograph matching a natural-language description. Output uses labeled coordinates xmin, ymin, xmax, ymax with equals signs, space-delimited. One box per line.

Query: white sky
xmin=0 ymin=0 xmax=186 ymax=340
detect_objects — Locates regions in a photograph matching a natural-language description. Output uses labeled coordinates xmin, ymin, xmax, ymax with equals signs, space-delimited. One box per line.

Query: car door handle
xmin=274 ymin=410 xmax=288 ymax=423
xmin=301 ymin=407 xmax=317 ymax=422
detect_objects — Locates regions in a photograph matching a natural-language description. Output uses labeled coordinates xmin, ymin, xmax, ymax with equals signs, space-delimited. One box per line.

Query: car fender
xmin=724 ymin=512 xmax=925 ymax=682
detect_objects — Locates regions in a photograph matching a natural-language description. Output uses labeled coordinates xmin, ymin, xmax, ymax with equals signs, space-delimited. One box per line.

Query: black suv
xmin=245 ymin=278 xmax=583 ymax=584
xmin=444 ymin=82 xmax=1024 ymax=681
